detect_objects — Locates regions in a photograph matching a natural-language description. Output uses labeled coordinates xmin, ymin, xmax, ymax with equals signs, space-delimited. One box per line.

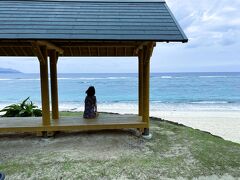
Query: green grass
xmin=0 ymin=112 xmax=240 ymax=179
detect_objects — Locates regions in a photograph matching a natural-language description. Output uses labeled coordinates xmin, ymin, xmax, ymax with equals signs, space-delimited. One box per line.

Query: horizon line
xmin=8 ymin=71 xmax=240 ymax=74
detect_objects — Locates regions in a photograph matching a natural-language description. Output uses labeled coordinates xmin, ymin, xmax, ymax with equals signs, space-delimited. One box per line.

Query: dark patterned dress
xmin=83 ymin=95 xmax=97 ymax=119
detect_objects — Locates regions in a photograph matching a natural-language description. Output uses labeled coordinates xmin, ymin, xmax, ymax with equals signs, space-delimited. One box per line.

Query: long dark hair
xmin=86 ymin=86 xmax=95 ymax=96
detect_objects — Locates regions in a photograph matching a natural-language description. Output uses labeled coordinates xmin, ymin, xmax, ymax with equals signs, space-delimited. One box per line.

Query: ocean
xmin=0 ymin=72 xmax=240 ymax=114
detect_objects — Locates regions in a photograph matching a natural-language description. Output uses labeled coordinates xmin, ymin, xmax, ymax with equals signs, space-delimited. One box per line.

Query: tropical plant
xmin=0 ymin=97 xmax=42 ymax=117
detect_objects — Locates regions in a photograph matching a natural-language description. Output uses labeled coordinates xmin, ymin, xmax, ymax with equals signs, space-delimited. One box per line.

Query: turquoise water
xmin=0 ymin=72 xmax=240 ymax=112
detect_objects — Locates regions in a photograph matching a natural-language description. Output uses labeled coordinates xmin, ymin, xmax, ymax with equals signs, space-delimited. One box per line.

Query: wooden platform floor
xmin=0 ymin=114 xmax=146 ymax=132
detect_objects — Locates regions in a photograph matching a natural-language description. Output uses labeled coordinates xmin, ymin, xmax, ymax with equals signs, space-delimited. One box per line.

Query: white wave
xmin=160 ymin=76 xmax=172 ymax=79
xmin=151 ymin=100 xmax=163 ymax=103
xmin=0 ymin=78 xmax=40 ymax=81
xmin=1 ymin=100 xmax=240 ymax=115
xmin=107 ymin=77 xmax=129 ymax=80
xmin=19 ymin=78 xmax=40 ymax=81
xmin=57 ymin=78 xmax=71 ymax=80
xmin=58 ymin=102 xmax=138 ymax=114
xmin=199 ymin=76 xmax=228 ymax=78
xmin=58 ymin=77 xmax=130 ymax=80
xmin=55 ymin=101 xmax=240 ymax=114
xmin=190 ymin=101 xmax=230 ymax=104
xmin=153 ymin=76 xmax=185 ymax=79
xmin=0 ymin=78 xmax=12 ymax=81
xmin=0 ymin=77 xmax=131 ymax=81
xmin=175 ymin=77 xmax=185 ymax=79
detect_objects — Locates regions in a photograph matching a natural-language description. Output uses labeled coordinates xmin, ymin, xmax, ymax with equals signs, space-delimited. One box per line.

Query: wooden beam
xmin=49 ymin=50 xmax=59 ymax=120
xmin=62 ymin=45 xmax=137 ymax=49
xmin=88 ymin=47 xmax=91 ymax=56
xmin=39 ymin=46 xmax=51 ymax=126
xmin=0 ymin=42 xmax=32 ymax=47
xmin=134 ymin=42 xmax=150 ymax=55
xmin=0 ymin=115 xmax=147 ymax=133
xmin=0 ymin=47 xmax=8 ymax=56
xmin=141 ymin=42 xmax=155 ymax=133
xmin=138 ymin=49 xmax=144 ymax=116
xmin=52 ymin=41 xmax=141 ymax=47
xmin=78 ymin=47 xmax=82 ymax=56
xmin=145 ymin=42 xmax=156 ymax=59
xmin=69 ymin=47 xmax=73 ymax=56
xmin=0 ymin=123 xmax=147 ymax=132
xmin=0 ymin=40 xmax=143 ymax=57
xmin=10 ymin=47 xmax=18 ymax=56
xmin=36 ymin=40 xmax=64 ymax=55
xmin=97 ymin=47 xmax=100 ymax=56
xmin=20 ymin=47 xmax=28 ymax=56
xmin=142 ymin=47 xmax=150 ymax=128
xmin=31 ymin=42 xmax=46 ymax=64
xmin=56 ymin=52 xmax=59 ymax=62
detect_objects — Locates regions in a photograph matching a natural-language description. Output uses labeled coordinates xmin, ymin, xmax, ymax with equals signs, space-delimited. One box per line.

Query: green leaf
xmin=21 ymin=97 xmax=30 ymax=108
xmin=0 ymin=97 xmax=42 ymax=117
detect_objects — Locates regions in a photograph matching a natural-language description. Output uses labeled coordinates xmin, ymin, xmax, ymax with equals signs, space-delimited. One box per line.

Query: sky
xmin=0 ymin=0 xmax=240 ymax=73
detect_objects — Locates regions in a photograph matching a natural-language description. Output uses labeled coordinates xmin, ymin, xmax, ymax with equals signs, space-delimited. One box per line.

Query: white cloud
xmin=166 ymin=0 xmax=240 ymax=48
xmin=222 ymin=6 xmax=237 ymax=13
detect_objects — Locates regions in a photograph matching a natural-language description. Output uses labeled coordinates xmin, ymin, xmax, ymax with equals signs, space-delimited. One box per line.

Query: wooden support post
xmin=49 ymin=50 xmax=59 ymax=120
xmin=138 ymin=50 xmax=144 ymax=116
xmin=141 ymin=42 xmax=155 ymax=136
xmin=39 ymin=46 xmax=51 ymax=126
xmin=142 ymin=49 xmax=150 ymax=129
xmin=142 ymin=42 xmax=155 ymax=135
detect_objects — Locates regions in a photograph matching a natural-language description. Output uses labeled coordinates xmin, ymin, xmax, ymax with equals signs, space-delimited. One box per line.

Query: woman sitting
xmin=83 ymin=86 xmax=97 ymax=119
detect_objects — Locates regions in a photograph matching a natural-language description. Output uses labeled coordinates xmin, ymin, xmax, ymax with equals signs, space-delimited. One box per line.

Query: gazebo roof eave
xmin=0 ymin=40 xmax=158 ymax=57
xmin=5 ymin=0 xmax=166 ymax=3
xmin=0 ymin=38 xmax=187 ymax=43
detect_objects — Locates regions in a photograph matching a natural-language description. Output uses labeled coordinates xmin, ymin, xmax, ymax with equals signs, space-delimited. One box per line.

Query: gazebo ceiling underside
xmin=0 ymin=40 xmax=149 ymax=57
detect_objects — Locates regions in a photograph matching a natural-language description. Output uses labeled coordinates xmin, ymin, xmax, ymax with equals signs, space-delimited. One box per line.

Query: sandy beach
xmin=88 ymin=105 xmax=240 ymax=144
xmin=87 ymin=104 xmax=240 ymax=144
xmin=59 ymin=103 xmax=240 ymax=144
xmin=151 ymin=111 xmax=240 ymax=144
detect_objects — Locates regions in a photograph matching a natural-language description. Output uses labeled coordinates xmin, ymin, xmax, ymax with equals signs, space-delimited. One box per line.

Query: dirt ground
xmin=0 ymin=118 xmax=240 ymax=180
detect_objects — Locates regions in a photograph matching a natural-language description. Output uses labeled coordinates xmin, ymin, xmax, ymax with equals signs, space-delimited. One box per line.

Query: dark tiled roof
xmin=0 ymin=0 xmax=188 ymax=42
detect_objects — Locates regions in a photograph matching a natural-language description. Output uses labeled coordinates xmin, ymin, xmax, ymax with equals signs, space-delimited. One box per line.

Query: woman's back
xmin=83 ymin=86 xmax=97 ymax=119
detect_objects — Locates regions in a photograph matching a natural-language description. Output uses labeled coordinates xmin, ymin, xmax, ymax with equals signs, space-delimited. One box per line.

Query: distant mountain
xmin=0 ymin=68 xmax=22 ymax=74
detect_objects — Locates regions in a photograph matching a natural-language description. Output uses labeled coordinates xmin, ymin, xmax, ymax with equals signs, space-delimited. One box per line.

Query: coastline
xmin=57 ymin=107 xmax=240 ymax=144
xmin=62 ymin=106 xmax=240 ymax=144
xmin=56 ymin=102 xmax=240 ymax=144
xmin=1 ymin=102 xmax=239 ymax=144
xmin=151 ymin=110 xmax=240 ymax=144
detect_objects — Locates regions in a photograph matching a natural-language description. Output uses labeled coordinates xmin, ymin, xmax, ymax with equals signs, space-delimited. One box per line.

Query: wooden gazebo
xmin=0 ymin=0 xmax=187 ymax=136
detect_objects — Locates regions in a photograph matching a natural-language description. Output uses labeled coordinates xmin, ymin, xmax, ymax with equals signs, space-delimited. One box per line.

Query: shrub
xmin=0 ymin=97 xmax=42 ymax=117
